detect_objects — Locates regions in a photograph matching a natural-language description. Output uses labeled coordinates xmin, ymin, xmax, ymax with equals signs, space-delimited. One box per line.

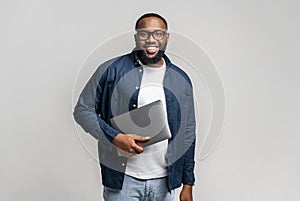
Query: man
xmin=73 ymin=13 xmax=196 ymax=201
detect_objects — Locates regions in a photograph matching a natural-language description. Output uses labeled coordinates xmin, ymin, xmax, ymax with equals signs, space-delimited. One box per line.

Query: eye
xmin=153 ymin=31 xmax=164 ymax=39
xmin=154 ymin=32 xmax=163 ymax=37
xmin=139 ymin=31 xmax=148 ymax=38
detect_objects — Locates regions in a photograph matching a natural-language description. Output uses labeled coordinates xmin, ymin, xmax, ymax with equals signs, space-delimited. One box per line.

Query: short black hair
xmin=135 ymin=13 xmax=168 ymax=30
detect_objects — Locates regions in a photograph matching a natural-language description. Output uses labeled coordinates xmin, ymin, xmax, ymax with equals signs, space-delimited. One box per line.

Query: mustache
xmin=142 ymin=43 xmax=159 ymax=47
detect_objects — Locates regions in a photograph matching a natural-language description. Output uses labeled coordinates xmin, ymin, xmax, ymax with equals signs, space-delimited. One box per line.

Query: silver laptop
xmin=110 ymin=100 xmax=171 ymax=147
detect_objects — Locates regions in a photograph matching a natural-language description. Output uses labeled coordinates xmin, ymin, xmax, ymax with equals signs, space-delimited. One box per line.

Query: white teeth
xmin=147 ymin=46 xmax=156 ymax=49
xmin=146 ymin=46 xmax=158 ymax=53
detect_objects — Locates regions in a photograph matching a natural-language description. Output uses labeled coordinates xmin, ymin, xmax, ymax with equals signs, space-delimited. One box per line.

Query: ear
xmin=134 ymin=33 xmax=139 ymax=44
xmin=166 ymin=32 xmax=170 ymax=42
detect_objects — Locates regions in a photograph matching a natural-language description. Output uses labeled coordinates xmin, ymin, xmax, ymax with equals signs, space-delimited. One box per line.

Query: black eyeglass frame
xmin=136 ymin=30 xmax=168 ymax=41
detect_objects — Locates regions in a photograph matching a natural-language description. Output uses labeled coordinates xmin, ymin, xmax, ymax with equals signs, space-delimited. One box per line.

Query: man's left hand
xmin=179 ymin=184 xmax=193 ymax=201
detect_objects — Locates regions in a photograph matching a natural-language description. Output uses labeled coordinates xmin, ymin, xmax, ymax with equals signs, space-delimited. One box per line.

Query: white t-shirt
xmin=125 ymin=60 xmax=169 ymax=179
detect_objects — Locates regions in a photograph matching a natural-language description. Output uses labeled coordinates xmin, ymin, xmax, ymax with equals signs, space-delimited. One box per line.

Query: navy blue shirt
xmin=73 ymin=51 xmax=196 ymax=191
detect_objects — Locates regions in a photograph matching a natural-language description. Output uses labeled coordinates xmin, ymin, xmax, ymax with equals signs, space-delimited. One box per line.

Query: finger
xmin=128 ymin=148 xmax=135 ymax=153
xmin=132 ymin=144 xmax=144 ymax=153
xmin=133 ymin=135 xmax=150 ymax=142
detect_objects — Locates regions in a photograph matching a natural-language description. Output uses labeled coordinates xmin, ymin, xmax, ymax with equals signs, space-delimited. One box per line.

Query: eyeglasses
xmin=136 ymin=30 xmax=167 ymax=41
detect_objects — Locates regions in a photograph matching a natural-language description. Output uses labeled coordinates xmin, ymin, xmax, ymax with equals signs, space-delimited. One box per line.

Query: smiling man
xmin=134 ymin=15 xmax=169 ymax=67
xmin=73 ymin=13 xmax=196 ymax=201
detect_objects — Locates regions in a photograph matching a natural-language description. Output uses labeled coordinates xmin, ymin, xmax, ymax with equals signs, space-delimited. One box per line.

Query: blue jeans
xmin=103 ymin=175 xmax=174 ymax=201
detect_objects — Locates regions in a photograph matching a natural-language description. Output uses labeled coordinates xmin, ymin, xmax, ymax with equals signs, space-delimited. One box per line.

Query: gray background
xmin=1 ymin=0 xmax=299 ymax=200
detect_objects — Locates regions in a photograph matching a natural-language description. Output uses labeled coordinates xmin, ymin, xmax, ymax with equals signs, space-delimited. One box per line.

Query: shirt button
xmin=133 ymin=104 xmax=136 ymax=108
xmin=122 ymin=163 xmax=125 ymax=166
xmin=139 ymin=69 xmax=142 ymax=72
xmin=135 ymin=86 xmax=139 ymax=90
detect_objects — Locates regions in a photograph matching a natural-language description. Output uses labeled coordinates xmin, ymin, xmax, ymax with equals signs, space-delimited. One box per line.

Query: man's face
xmin=135 ymin=17 xmax=169 ymax=65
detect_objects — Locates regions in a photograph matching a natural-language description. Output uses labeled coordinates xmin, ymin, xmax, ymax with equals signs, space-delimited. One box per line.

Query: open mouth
xmin=144 ymin=46 xmax=159 ymax=57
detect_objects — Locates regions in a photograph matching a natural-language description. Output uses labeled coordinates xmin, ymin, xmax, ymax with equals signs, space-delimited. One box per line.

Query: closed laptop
xmin=110 ymin=100 xmax=171 ymax=147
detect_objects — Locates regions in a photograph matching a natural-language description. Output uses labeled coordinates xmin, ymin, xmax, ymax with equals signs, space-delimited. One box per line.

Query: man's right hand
xmin=112 ymin=133 xmax=150 ymax=154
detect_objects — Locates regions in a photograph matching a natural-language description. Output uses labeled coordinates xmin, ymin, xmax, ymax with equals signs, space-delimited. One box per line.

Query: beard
xmin=135 ymin=49 xmax=165 ymax=65
xmin=135 ymin=42 xmax=168 ymax=65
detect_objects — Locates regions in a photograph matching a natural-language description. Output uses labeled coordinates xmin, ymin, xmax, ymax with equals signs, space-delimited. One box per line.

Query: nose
xmin=146 ymin=33 xmax=156 ymax=42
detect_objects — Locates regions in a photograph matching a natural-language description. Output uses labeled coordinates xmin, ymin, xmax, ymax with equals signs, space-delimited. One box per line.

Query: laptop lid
xmin=110 ymin=100 xmax=171 ymax=147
